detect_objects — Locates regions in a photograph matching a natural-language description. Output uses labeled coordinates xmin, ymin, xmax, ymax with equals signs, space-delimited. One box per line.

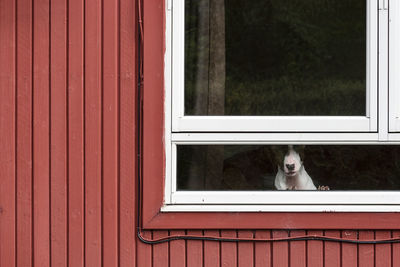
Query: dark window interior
xmin=177 ymin=145 xmax=400 ymax=191
xmin=184 ymin=0 xmax=366 ymax=116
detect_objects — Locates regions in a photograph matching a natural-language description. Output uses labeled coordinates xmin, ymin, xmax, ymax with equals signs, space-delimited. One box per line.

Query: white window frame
xmin=163 ymin=0 xmax=400 ymax=212
xmin=171 ymin=0 xmax=379 ymax=132
xmin=389 ymin=0 xmax=400 ymax=131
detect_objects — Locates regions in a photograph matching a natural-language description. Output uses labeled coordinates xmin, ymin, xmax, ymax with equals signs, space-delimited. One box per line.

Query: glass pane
xmin=177 ymin=145 xmax=400 ymax=190
xmin=184 ymin=0 xmax=366 ymax=116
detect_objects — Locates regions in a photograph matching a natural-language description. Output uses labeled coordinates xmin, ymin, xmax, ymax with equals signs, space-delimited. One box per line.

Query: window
xmin=161 ymin=0 xmax=400 ymax=213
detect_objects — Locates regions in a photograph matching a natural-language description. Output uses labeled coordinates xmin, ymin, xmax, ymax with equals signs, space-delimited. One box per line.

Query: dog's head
xmin=282 ymin=145 xmax=303 ymax=177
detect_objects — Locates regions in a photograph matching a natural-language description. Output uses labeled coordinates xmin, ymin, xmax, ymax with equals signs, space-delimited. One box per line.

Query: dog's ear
xmin=295 ymin=145 xmax=306 ymax=160
xmin=269 ymin=145 xmax=286 ymax=168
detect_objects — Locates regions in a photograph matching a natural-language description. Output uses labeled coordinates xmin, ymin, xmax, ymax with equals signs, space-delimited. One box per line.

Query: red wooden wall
xmin=0 ymin=0 xmax=399 ymax=266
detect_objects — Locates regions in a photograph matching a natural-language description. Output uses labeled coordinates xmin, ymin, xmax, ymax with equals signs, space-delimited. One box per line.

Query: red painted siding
xmin=0 ymin=0 xmax=137 ymax=266
xmin=1 ymin=0 xmax=400 ymax=266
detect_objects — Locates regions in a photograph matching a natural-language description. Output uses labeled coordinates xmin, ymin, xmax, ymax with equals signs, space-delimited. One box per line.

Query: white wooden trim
xmin=368 ymin=0 xmax=379 ymax=130
xmin=170 ymin=0 xmax=379 ymax=133
xmin=379 ymin=5 xmax=389 ymax=140
xmin=388 ymin=133 xmax=400 ymax=141
xmin=389 ymin=0 xmax=400 ymax=131
xmin=164 ymin=4 xmax=173 ymax=204
xmin=171 ymin=133 xmax=380 ymax=143
xmin=171 ymin=0 xmax=185 ymax=128
xmin=163 ymin=0 xmax=399 ymax=211
xmin=173 ymin=116 xmax=372 ymax=132
xmin=168 ymin=191 xmax=400 ymax=205
xmin=171 ymin=143 xmax=177 ymax=194
xmin=161 ymin=205 xmax=400 ymax=212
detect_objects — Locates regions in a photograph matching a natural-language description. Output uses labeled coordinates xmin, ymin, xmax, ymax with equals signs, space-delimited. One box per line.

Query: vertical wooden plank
xmin=169 ymin=230 xmax=186 ymax=267
xmin=50 ymin=0 xmax=68 ymax=265
xmin=324 ymin=230 xmax=341 ymax=267
xmin=221 ymin=230 xmax=237 ymax=267
xmin=307 ymin=230 xmax=323 ymax=267
xmin=358 ymin=230 xmax=374 ymax=267
xmin=392 ymin=230 xmax=400 ymax=267
xmin=119 ymin=0 xmax=136 ymax=265
xmin=375 ymin=231 xmax=392 ymax=267
xmin=290 ymin=230 xmax=306 ymax=267
xmin=137 ymin=230 xmax=152 ymax=267
xmin=238 ymin=230 xmax=254 ymax=267
xmin=16 ymin=0 xmax=33 ymax=265
xmin=187 ymin=230 xmax=203 ymax=267
xmin=153 ymin=231 xmax=169 ymax=267
xmin=33 ymin=0 xmax=51 ymax=266
xmin=341 ymin=230 xmax=357 ymax=267
xmin=272 ymin=230 xmax=289 ymax=267
xmin=85 ymin=0 xmax=102 ymax=265
xmin=142 ymin=0 xmax=164 ymax=226
xmin=0 ymin=0 xmax=16 ymax=265
xmin=255 ymin=230 xmax=271 ymax=267
xmin=204 ymin=230 xmax=220 ymax=267
xmin=103 ymin=0 xmax=119 ymax=266
xmin=68 ymin=0 xmax=84 ymax=266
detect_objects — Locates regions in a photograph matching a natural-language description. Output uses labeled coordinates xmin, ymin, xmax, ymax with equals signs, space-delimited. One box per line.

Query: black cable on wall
xmin=135 ymin=0 xmax=400 ymax=245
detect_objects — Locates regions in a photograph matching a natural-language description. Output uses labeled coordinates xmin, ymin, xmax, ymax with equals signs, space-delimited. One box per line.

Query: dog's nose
xmin=286 ymin=164 xmax=295 ymax=171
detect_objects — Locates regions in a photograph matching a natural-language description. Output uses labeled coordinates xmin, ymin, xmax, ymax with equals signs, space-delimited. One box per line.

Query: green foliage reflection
xmin=185 ymin=0 xmax=366 ymax=116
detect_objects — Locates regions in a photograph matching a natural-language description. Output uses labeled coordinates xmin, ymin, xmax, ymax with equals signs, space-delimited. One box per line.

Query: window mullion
xmin=378 ymin=2 xmax=389 ymax=139
xmin=389 ymin=0 xmax=400 ymax=131
xmin=367 ymin=0 xmax=379 ymax=130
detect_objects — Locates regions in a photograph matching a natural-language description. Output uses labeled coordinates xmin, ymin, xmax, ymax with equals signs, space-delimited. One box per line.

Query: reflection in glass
xmin=185 ymin=0 xmax=366 ymax=116
xmin=177 ymin=145 xmax=400 ymax=190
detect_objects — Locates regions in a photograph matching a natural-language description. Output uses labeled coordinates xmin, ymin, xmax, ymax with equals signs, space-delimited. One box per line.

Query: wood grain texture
xmin=221 ymin=230 xmax=237 ymax=267
xmin=204 ymin=230 xmax=220 ymax=267
xmin=85 ymin=0 xmax=102 ymax=266
xmin=324 ymin=231 xmax=341 ymax=267
xmin=102 ymin=0 xmax=119 ymax=265
xmin=169 ymin=230 xmax=186 ymax=267
xmin=141 ymin=0 xmax=165 ymax=225
xmin=0 ymin=0 xmax=16 ymax=265
xmin=392 ymin=230 xmax=400 ymax=267
xmin=359 ymin=231 xmax=374 ymax=267
xmin=272 ymin=230 xmax=289 ymax=267
xmin=307 ymin=230 xmax=323 ymax=267
xmin=68 ymin=0 xmax=85 ymax=266
xmin=4 ymin=1 xmax=400 ymax=267
xmin=255 ymin=230 xmax=272 ymax=267
xmin=341 ymin=230 xmax=358 ymax=267
xmin=137 ymin=231 xmax=152 ymax=267
xmin=16 ymin=0 xmax=33 ymax=265
xmin=375 ymin=231 xmax=392 ymax=267
xmin=153 ymin=231 xmax=169 ymax=267
xmin=238 ymin=230 xmax=254 ymax=267
xmin=33 ymin=0 xmax=51 ymax=266
xmin=186 ymin=230 xmax=203 ymax=267
xmin=50 ymin=0 xmax=68 ymax=265
xmin=290 ymin=230 xmax=306 ymax=267
xmin=119 ymin=0 xmax=137 ymax=265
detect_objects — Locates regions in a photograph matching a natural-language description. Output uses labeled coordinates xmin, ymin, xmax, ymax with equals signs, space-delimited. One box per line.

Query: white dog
xmin=274 ymin=146 xmax=317 ymax=190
